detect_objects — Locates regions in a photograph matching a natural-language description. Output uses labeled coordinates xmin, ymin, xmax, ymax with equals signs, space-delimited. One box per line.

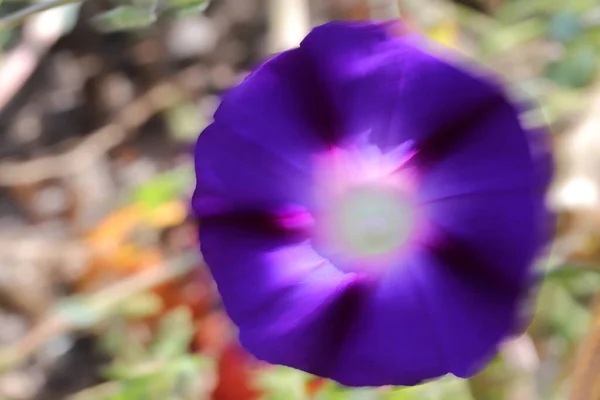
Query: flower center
xmin=331 ymin=185 xmax=414 ymax=257
xmin=311 ymin=141 xmax=418 ymax=271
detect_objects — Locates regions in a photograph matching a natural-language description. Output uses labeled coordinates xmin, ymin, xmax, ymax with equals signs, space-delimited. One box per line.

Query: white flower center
xmin=332 ymin=185 xmax=414 ymax=257
xmin=311 ymin=140 xmax=418 ymax=270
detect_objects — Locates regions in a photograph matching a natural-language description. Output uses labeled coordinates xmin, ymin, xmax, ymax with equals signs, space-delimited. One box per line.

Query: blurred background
xmin=0 ymin=0 xmax=599 ymax=399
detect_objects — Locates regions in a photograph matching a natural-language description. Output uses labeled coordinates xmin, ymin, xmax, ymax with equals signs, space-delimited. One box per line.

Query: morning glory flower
xmin=192 ymin=20 xmax=553 ymax=387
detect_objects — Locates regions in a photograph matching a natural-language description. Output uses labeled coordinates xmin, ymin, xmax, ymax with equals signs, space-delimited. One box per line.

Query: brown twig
xmin=0 ymin=0 xmax=82 ymax=31
xmin=0 ymin=252 xmax=200 ymax=373
xmin=0 ymin=69 xmax=194 ymax=185
xmin=0 ymin=4 xmax=73 ymax=111
xmin=567 ymin=294 xmax=600 ymax=400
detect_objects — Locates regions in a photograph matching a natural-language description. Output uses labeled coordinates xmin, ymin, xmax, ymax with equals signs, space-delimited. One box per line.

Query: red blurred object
xmin=194 ymin=312 xmax=231 ymax=355
xmin=306 ymin=377 xmax=327 ymax=397
xmin=154 ymin=267 xmax=214 ymax=320
xmin=211 ymin=341 xmax=263 ymax=400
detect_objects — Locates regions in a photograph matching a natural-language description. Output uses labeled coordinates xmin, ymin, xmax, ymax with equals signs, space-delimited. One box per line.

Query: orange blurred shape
xmin=154 ymin=271 xmax=213 ymax=320
xmin=80 ymin=205 xmax=151 ymax=292
xmin=78 ymin=244 xmax=163 ymax=291
xmin=194 ymin=312 xmax=232 ymax=355
xmin=306 ymin=377 xmax=327 ymax=397
xmin=110 ymin=245 xmax=163 ymax=273
xmin=143 ymin=200 xmax=188 ymax=229
xmin=79 ymin=201 xmax=189 ymax=291
xmin=86 ymin=205 xmax=143 ymax=253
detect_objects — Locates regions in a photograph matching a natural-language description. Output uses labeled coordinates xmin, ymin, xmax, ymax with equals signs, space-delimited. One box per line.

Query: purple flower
xmin=192 ymin=20 xmax=554 ymax=387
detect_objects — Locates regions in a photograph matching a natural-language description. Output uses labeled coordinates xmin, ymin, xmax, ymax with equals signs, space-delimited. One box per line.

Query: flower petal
xmin=199 ymin=219 xmax=364 ymax=377
xmin=413 ymin=250 xmax=520 ymax=379
xmin=202 ymin=220 xmax=522 ymax=387
xmin=422 ymin=191 xmax=540 ymax=286
xmin=193 ymin=122 xmax=313 ymax=216
xmin=299 ymin=21 xmax=500 ymax=150
xmin=193 ymin=20 xmax=554 ymax=389
xmin=193 ymin=46 xmax=342 ymax=216
xmin=416 ymin=98 xmax=545 ymax=200
xmin=331 ymin=249 xmax=518 ymax=386
xmin=214 ymin=48 xmax=335 ymax=171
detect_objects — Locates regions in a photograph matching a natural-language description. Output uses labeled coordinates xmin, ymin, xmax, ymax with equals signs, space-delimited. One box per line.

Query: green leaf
xmin=102 ymin=329 xmax=149 ymax=369
xmin=545 ymin=263 xmax=600 ymax=298
xmin=496 ymin=0 xmax=557 ymax=22
xmin=546 ymin=263 xmax=600 ymax=280
xmin=59 ymin=1 xmax=82 ymax=35
xmin=538 ymin=283 xmax=592 ymax=342
xmin=467 ymin=356 xmax=509 ymax=400
xmin=101 ymin=318 xmax=130 ymax=357
xmin=93 ymin=5 xmax=157 ymax=32
xmin=548 ymin=11 xmax=583 ymax=42
xmin=545 ymin=43 xmax=597 ymax=88
xmin=164 ymin=0 xmax=210 ymax=17
xmin=481 ymin=19 xmax=547 ymax=54
xmin=165 ymin=101 xmax=203 ymax=141
xmin=150 ymin=307 xmax=195 ymax=359
xmin=132 ymin=167 xmax=193 ymax=208
xmin=170 ymin=356 xmax=211 ymax=398
xmin=117 ymin=292 xmax=164 ymax=319
xmin=53 ymin=297 xmax=100 ymax=328
xmin=383 ymin=377 xmax=473 ymax=400
xmin=258 ymin=367 xmax=310 ymax=400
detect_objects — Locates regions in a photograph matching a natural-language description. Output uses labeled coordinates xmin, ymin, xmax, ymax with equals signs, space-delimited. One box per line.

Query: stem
xmin=0 ymin=0 xmax=83 ymax=31
xmin=544 ymin=262 xmax=600 ymax=281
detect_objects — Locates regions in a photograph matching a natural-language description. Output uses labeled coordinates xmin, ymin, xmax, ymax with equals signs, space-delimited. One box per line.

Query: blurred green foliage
xmin=76 ymin=306 xmax=213 ymax=400
xmin=455 ymin=0 xmax=600 ymax=126
xmin=93 ymin=4 xmax=158 ymax=32
xmin=131 ymin=166 xmax=194 ymax=209
xmin=2 ymin=0 xmax=600 ymax=399
xmin=92 ymin=0 xmax=210 ymax=32
xmin=0 ymin=0 xmax=211 ymax=33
